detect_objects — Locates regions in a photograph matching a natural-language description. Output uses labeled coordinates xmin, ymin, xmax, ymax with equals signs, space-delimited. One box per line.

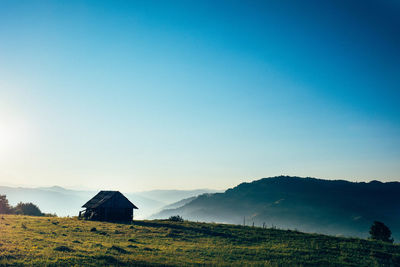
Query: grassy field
xmin=0 ymin=215 xmax=399 ymax=266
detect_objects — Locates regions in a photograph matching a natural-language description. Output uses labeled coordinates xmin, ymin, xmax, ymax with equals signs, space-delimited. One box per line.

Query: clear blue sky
xmin=0 ymin=0 xmax=399 ymax=190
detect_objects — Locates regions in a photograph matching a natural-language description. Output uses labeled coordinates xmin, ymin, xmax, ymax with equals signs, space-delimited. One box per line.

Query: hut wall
xmin=104 ymin=207 xmax=133 ymax=221
xmin=98 ymin=194 xmax=133 ymax=221
xmin=82 ymin=191 xmax=135 ymax=222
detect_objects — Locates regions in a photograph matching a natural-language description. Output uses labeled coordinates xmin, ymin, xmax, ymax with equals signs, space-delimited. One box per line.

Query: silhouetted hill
xmin=158 ymin=196 xmax=197 ymax=210
xmin=152 ymin=176 xmax=400 ymax=240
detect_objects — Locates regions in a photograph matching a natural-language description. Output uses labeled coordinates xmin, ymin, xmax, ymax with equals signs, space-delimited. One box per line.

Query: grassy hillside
xmin=0 ymin=215 xmax=399 ymax=266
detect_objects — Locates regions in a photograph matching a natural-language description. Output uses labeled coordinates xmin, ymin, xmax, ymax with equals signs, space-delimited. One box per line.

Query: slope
xmin=0 ymin=215 xmax=399 ymax=266
xmin=153 ymin=176 xmax=400 ymax=239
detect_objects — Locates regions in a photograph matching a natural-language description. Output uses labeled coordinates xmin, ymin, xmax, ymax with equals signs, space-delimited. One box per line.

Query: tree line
xmin=0 ymin=194 xmax=55 ymax=217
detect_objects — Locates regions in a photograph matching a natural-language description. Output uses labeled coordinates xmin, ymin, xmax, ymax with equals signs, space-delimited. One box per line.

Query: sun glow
xmin=0 ymin=119 xmax=29 ymax=158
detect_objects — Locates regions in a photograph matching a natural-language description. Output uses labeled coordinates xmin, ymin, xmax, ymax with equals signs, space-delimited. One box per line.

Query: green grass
xmin=0 ymin=215 xmax=399 ymax=266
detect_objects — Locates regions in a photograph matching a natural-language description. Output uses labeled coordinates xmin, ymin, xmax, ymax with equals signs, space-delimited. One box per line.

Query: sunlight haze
xmin=0 ymin=0 xmax=399 ymax=191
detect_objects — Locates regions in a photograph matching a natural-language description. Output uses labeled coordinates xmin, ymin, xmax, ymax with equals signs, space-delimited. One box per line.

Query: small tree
xmin=0 ymin=195 xmax=12 ymax=214
xmin=168 ymin=215 xmax=184 ymax=222
xmin=369 ymin=221 xmax=394 ymax=243
xmin=13 ymin=202 xmax=43 ymax=216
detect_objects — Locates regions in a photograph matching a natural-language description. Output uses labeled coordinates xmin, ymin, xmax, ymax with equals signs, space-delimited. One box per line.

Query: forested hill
xmin=152 ymin=176 xmax=400 ymax=240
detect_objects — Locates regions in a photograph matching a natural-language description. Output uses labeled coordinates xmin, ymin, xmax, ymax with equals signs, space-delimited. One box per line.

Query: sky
xmin=0 ymin=0 xmax=399 ymax=191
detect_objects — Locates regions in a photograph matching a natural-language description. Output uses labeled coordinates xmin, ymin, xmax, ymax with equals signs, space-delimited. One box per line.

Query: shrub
xmin=168 ymin=215 xmax=184 ymax=222
xmin=369 ymin=221 xmax=394 ymax=243
xmin=13 ymin=202 xmax=43 ymax=216
xmin=0 ymin=195 xmax=12 ymax=214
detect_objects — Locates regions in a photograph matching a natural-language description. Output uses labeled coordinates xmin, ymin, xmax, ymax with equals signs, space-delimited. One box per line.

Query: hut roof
xmin=82 ymin=191 xmax=138 ymax=209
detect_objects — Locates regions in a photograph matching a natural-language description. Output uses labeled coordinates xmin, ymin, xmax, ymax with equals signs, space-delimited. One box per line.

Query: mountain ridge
xmin=152 ymin=176 xmax=400 ymax=240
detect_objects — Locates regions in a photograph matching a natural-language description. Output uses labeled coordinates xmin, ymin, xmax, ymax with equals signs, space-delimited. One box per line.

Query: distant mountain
xmin=152 ymin=176 xmax=400 ymax=240
xmin=153 ymin=196 xmax=197 ymax=213
xmin=0 ymin=186 xmax=93 ymax=217
xmin=38 ymin=186 xmax=72 ymax=193
xmin=135 ymin=189 xmax=218 ymax=205
xmin=0 ymin=186 xmax=216 ymax=219
xmin=134 ymin=189 xmax=219 ymax=218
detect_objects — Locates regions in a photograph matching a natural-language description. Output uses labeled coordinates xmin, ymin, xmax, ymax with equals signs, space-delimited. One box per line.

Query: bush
xmin=0 ymin=195 xmax=12 ymax=214
xmin=168 ymin=215 xmax=184 ymax=222
xmin=13 ymin=202 xmax=43 ymax=216
xmin=1 ymin=196 xmax=48 ymax=216
xmin=369 ymin=221 xmax=394 ymax=243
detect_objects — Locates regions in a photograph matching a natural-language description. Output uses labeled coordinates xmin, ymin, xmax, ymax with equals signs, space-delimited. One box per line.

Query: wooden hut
xmin=79 ymin=191 xmax=138 ymax=222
